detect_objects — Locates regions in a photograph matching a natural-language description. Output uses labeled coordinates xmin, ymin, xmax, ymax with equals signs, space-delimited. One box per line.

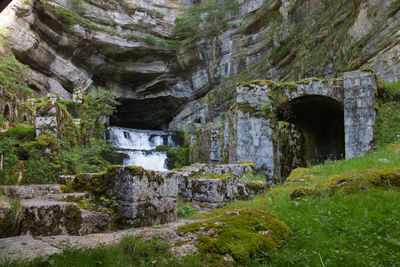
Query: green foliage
xmin=174 ymin=0 xmax=239 ymax=46
xmin=376 ymin=101 xmax=400 ymax=147
xmin=80 ymin=88 xmax=119 ymax=144
xmin=0 ymin=137 xmax=20 ymax=184
xmin=0 ymin=124 xmax=35 ymax=142
xmin=0 ymin=89 xmax=118 ymax=185
xmin=39 ymin=3 xmax=85 ymax=27
xmin=178 ymin=204 xmax=194 ymax=218
xmin=0 ymin=196 xmax=24 ymax=237
xmin=156 ymin=145 xmax=189 ymax=169
xmin=0 ymin=53 xmax=33 ymax=98
xmin=3 ymin=236 xmax=208 ymax=266
xmin=58 ymin=138 xmax=111 ymax=174
xmin=377 ymin=80 xmax=400 ymax=102
xmin=240 ymin=171 xmax=266 ymax=181
xmin=167 ymin=146 xmax=190 ymax=169
xmin=40 ymin=3 xmax=112 ymax=34
xmin=143 ymin=35 xmax=156 ymax=45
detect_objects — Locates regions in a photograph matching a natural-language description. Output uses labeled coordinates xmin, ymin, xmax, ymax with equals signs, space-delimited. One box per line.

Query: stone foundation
xmin=78 ymin=166 xmax=180 ymax=227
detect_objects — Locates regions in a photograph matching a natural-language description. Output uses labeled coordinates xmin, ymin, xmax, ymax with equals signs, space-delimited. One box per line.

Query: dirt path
xmin=0 ymin=219 xmax=202 ymax=263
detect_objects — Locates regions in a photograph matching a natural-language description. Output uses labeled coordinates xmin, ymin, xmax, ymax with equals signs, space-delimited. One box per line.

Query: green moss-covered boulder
xmin=320 ymin=168 xmax=400 ymax=193
xmin=284 ymin=168 xmax=314 ymax=185
xmin=289 ymin=168 xmax=400 ymax=199
xmin=289 ymin=186 xmax=318 ymax=199
xmin=178 ymin=208 xmax=290 ymax=265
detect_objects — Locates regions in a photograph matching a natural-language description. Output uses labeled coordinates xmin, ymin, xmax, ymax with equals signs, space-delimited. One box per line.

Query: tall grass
xmin=2 ymin=236 xmax=207 ymax=267
xmin=310 ymin=148 xmax=400 ymax=179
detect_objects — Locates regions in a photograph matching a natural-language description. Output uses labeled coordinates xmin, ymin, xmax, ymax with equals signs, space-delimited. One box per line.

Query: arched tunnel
xmin=276 ymin=95 xmax=345 ymax=164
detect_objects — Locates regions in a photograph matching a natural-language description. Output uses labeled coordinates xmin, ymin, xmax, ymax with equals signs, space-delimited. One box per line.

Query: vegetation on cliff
xmin=0 ymin=89 xmax=118 ymax=185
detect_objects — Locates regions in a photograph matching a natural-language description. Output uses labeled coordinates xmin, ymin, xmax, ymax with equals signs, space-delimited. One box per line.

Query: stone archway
xmin=229 ymin=70 xmax=377 ymax=181
xmin=277 ymin=95 xmax=345 ymax=164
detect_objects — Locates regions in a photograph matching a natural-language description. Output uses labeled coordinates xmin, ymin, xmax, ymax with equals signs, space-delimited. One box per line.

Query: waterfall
xmin=107 ymin=126 xmax=177 ymax=171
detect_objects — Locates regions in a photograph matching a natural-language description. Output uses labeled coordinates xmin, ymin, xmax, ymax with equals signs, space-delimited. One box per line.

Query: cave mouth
xmin=110 ymin=96 xmax=185 ymax=131
xmin=277 ymin=95 xmax=345 ymax=164
xmin=3 ymin=104 xmax=10 ymax=119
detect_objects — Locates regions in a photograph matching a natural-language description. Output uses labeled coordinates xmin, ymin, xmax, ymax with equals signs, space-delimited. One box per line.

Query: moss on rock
xmin=319 ymin=168 xmax=400 ymax=193
xmin=284 ymin=168 xmax=314 ymax=184
xmin=289 ymin=186 xmax=318 ymax=199
xmin=386 ymin=144 xmax=400 ymax=153
xmin=177 ymin=208 xmax=290 ymax=265
xmin=238 ymin=161 xmax=256 ymax=169
xmin=289 ymin=168 xmax=400 ymax=199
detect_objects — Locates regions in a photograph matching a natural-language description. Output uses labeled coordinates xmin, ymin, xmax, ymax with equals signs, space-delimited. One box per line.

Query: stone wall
xmin=343 ymin=71 xmax=377 ymax=158
xmin=185 ymin=71 xmax=377 ymax=183
xmin=0 ymin=86 xmax=34 ymax=127
xmin=79 ymin=166 xmax=180 ymax=227
xmin=227 ymin=70 xmax=376 ymax=182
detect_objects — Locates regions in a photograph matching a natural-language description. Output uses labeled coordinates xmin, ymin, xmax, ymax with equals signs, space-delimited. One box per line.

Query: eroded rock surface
xmin=76 ymin=166 xmax=180 ymax=227
xmin=0 ymin=185 xmax=110 ymax=238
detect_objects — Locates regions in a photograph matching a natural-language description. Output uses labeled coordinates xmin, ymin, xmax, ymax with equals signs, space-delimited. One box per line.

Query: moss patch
xmin=178 ymin=208 xmax=290 ymax=265
xmin=289 ymin=168 xmax=400 ymax=198
xmin=238 ymin=161 xmax=256 ymax=169
xmin=284 ymin=168 xmax=315 ymax=184
xmin=289 ymin=186 xmax=318 ymax=200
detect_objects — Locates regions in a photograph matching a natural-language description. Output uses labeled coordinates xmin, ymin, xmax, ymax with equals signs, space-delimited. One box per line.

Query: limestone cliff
xmin=0 ymin=0 xmax=399 ymax=130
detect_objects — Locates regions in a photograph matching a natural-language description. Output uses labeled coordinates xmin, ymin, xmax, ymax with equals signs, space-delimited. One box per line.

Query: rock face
xmin=78 ymin=166 xmax=180 ymax=227
xmin=180 ymin=177 xmax=239 ymax=209
xmin=0 ymin=185 xmax=110 ymax=237
xmin=186 ymin=71 xmax=377 ymax=183
xmin=175 ymin=163 xmax=263 ymax=207
xmin=0 ymin=0 xmax=398 ymax=131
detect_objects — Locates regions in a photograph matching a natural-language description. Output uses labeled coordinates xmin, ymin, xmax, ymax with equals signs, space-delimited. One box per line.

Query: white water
xmin=107 ymin=126 xmax=176 ymax=171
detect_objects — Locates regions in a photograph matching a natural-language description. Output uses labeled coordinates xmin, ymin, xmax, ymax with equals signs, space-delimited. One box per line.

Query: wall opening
xmin=3 ymin=104 xmax=10 ymax=119
xmin=276 ymin=95 xmax=345 ymax=164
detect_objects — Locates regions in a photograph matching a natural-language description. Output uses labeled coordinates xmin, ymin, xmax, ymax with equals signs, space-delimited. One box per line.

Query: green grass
xmin=262 ymin=190 xmax=400 ymax=266
xmin=181 ymin=142 xmax=400 ymax=265
xmin=241 ymin=171 xmax=266 ymax=181
xmin=185 ymin=188 xmax=400 ymax=266
xmin=383 ymin=80 xmax=400 ymax=93
xmin=2 ymin=236 xmax=207 ymax=267
xmin=376 ymin=102 xmax=400 ymax=146
xmin=309 ymin=148 xmax=400 ymax=179
xmin=0 ymin=53 xmax=33 ymax=98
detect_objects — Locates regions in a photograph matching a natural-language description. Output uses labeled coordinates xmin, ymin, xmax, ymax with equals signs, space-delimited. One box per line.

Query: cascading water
xmin=106 ymin=126 xmax=177 ymax=171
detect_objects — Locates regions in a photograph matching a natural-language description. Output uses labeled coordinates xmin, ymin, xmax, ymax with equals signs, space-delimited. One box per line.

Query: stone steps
xmin=0 ymin=185 xmax=110 ymax=238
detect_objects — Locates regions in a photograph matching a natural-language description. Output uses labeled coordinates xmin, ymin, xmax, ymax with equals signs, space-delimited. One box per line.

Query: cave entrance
xmin=110 ymin=96 xmax=184 ymax=130
xmin=3 ymin=104 xmax=10 ymax=119
xmin=276 ymin=95 xmax=345 ymax=164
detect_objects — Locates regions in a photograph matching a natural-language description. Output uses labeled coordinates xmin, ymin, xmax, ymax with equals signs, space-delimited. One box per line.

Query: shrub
xmin=174 ymin=0 xmax=239 ymax=46
xmin=0 ymin=53 xmax=32 ymax=98
xmin=178 ymin=204 xmax=194 ymax=218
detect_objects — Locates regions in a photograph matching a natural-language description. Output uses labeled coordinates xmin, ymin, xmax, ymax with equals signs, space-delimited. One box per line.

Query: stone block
xmin=79 ymin=166 xmax=180 ymax=227
xmin=180 ymin=176 xmax=239 ymax=208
